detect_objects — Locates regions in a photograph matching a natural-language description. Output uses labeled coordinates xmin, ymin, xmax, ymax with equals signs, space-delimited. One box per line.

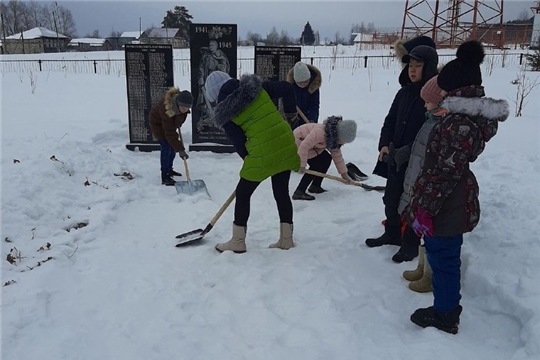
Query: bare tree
xmin=246 ymin=31 xmax=262 ymax=44
xmin=109 ymin=30 xmax=122 ymax=38
xmin=278 ymin=29 xmax=291 ymax=45
xmin=51 ymin=4 xmax=77 ymax=37
xmin=266 ymin=26 xmax=279 ymax=45
xmin=85 ymin=29 xmax=100 ymax=38
xmin=0 ymin=0 xmax=76 ymax=37
xmin=511 ymin=69 xmax=540 ymax=117
xmin=518 ymin=9 xmax=530 ymax=21
xmin=26 ymin=1 xmax=50 ymax=28
xmin=2 ymin=0 xmax=27 ymax=35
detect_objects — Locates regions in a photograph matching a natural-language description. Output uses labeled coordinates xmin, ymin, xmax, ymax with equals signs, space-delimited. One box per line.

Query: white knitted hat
xmin=204 ymin=71 xmax=232 ymax=102
xmin=293 ymin=62 xmax=311 ymax=83
xmin=337 ymin=120 xmax=357 ymax=144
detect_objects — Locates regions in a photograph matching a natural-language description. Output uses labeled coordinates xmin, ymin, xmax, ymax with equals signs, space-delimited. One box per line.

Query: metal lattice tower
xmin=401 ymin=0 xmax=504 ymax=48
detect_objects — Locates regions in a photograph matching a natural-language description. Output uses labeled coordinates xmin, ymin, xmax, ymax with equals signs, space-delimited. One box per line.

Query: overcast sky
xmin=56 ymin=0 xmax=535 ymax=40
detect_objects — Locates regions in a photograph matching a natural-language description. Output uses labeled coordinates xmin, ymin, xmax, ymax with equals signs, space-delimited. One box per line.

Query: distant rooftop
xmin=69 ymin=38 xmax=108 ymax=46
xmin=120 ymin=31 xmax=141 ymax=39
xmin=6 ymin=27 xmax=67 ymax=40
xmin=144 ymin=28 xmax=181 ymax=38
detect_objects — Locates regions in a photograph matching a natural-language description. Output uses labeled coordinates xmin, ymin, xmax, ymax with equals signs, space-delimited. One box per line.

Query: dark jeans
xmin=295 ymin=150 xmax=332 ymax=192
xmin=234 ymin=171 xmax=293 ymax=227
xmin=424 ymin=234 xmax=464 ymax=313
xmin=158 ymin=139 xmax=176 ymax=175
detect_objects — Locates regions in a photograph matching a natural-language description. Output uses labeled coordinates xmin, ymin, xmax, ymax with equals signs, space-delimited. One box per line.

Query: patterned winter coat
xmin=403 ymin=86 xmax=509 ymax=236
xmin=398 ymin=108 xmax=446 ymax=214
xmin=213 ymin=74 xmax=300 ymax=182
xmin=294 ymin=117 xmax=348 ymax=175
xmin=286 ymin=64 xmax=322 ymax=127
xmin=149 ymin=87 xmax=189 ymax=152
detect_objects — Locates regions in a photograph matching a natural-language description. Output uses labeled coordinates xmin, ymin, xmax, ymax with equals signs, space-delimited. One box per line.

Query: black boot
xmin=161 ymin=173 xmax=176 ymax=186
xmin=308 ymin=185 xmax=327 ymax=194
xmin=292 ymin=190 xmax=315 ymax=201
xmin=410 ymin=306 xmax=462 ymax=334
xmin=365 ymin=225 xmax=401 ymax=247
xmin=170 ymin=169 xmax=182 ymax=177
xmin=392 ymin=244 xmax=419 ymax=263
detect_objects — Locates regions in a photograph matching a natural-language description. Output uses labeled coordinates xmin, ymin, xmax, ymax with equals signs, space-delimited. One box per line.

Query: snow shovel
xmin=297 ymin=107 xmax=370 ymax=181
xmin=174 ymin=158 xmax=210 ymax=197
xmin=305 ymin=169 xmax=385 ymax=192
xmin=175 ymin=190 xmax=236 ymax=247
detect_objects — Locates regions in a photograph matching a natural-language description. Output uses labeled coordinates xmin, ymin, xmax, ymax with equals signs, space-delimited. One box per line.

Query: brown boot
xmin=269 ymin=223 xmax=295 ymax=250
xmin=215 ymin=224 xmax=247 ymax=253
xmin=403 ymin=246 xmax=424 ymax=281
xmin=409 ymin=251 xmax=433 ymax=293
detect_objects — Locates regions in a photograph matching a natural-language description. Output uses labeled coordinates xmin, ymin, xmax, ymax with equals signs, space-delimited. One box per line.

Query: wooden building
xmin=4 ymin=27 xmax=69 ymax=54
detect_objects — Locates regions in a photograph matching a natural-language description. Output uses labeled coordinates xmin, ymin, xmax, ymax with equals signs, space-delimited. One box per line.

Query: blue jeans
xmin=158 ymin=139 xmax=176 ymax=175
xmin=424 ymin=234 xmax=463 ymax=313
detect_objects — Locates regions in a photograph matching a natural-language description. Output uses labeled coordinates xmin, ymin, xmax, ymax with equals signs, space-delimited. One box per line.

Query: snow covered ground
xmin=1 ymin=47 xmax=539 ymax=360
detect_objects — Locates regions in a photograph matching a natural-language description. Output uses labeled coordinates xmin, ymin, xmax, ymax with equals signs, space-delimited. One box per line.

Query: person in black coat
xmin=365 ymin=44 xmax=439 ymax=263
xmin=286 ymin=61 xmax=322 ymax=129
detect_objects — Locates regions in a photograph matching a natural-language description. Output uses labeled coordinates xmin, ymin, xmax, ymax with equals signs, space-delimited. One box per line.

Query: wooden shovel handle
xmin=304 ymin=169 xmax=386 ymax=192
xmin=305 ymin=169 xmax=350 ymax=183
xmin=183 ymin=158 xmax=191 ymax=181
xmin=296 ymin=106 xmax=310 ymax=124
xmin=209 ymin=191 xmax=236 ymax=226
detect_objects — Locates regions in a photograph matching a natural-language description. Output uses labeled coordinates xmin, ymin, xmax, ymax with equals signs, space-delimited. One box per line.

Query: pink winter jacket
xmin=294 ymin=123 xmax=348 ymax=175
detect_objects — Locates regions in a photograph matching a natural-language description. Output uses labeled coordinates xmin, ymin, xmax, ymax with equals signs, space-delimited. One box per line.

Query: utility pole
xmin=53 ymin=1 xmax=61 ymax=52
xmin=1 ymin=12 xmax=7 ymax=54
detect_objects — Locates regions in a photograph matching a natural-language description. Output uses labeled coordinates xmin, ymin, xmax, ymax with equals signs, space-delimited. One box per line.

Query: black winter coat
xmin=378 ymin=82 xmax=426 ymax=151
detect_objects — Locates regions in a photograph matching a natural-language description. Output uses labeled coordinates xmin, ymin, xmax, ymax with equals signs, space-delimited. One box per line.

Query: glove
xmin=284 ymin=112 xmax=298 ymax=124
xmin=412 ymin=208 xmax=434 ymax=237
xmin=393 ymin=144 xmax=411 ymax=172
xmin=341 ymin=173 xmax=352 ymax=184
xmin=178 ymin=150 xmax=189 ymax=160
xmin=298 ymin=166 xmax=306 ymax=174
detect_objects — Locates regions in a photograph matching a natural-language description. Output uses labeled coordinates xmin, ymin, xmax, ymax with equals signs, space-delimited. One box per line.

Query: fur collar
xmin=441 ymin=96 xmax=509 ymax=123
xmin=213 ymin=74 xmax=263 ymax=129
xmin=324 ymin=115 xmax=342 ymax=150
xmin=164 ymin=87 xmax=180 ymax=117
xmin=286 ymin=64 xmax=322 ymax=94
xmin=393 ymin=39 xmax=408 ymax=66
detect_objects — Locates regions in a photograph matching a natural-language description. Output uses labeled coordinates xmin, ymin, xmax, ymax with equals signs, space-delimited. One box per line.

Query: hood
xmin=441 ymin=95 xmax=509 ymax=142
xmin=286 ymin=64 xmax=322 ymax=94
xmin=213 ymin=74 xmax=263 ymax=129
xmin=164 ymin=87 xmax=181 ymax=117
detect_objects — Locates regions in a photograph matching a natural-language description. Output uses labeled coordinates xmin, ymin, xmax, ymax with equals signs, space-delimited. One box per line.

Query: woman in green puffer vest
xmin=204 ymin=71 xmax=301 ymax=254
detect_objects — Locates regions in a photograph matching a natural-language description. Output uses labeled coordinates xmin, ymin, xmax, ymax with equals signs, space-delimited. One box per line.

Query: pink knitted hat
xmin=421 ymin=75 xmax=443 ymax=105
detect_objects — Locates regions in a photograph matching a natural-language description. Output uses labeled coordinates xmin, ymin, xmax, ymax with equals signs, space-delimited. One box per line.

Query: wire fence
xmin=0 ymin=52 xmax=529 ymax=75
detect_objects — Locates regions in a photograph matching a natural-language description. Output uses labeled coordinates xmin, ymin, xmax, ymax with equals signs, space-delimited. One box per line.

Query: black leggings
xmin=295 ymin=150 xmax=332 ymax=192
xmin=234 ymin=170 xmax=293 ymax=227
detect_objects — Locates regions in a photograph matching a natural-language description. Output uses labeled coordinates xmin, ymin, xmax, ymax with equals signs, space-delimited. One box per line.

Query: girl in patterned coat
xmin=404 ymin=41 xmax=510 ymax=334
xmin=292 ymin=116 xmax=356 ymax=200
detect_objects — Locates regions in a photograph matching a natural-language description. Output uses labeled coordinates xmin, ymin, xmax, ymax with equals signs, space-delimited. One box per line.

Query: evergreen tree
xmin=526 ymin=49 xmax=540 ymax=71
xmin=161 ymin=6 xmax=193 ymax=40
xmin=300 ymin=22 xmax=315 ymax=45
